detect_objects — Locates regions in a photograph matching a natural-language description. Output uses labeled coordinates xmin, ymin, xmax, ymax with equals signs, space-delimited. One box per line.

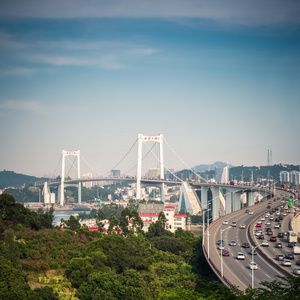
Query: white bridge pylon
xmin=136 ymin=133 xmax=165 ymax=202
xmin=59 ymin=150 xmax=81 ymax=206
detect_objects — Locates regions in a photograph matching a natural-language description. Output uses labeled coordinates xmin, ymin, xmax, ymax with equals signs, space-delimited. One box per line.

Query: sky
xmin=0 ymin=0 xmax=300 ymax=178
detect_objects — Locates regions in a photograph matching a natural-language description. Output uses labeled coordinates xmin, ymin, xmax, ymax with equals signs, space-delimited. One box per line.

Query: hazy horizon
xmin=0 ymin=1 xmax=299 ymax=177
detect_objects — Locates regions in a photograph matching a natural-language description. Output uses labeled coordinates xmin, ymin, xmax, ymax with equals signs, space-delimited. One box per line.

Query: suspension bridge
xmin=37 ymin=133 xmax=271 ymax=217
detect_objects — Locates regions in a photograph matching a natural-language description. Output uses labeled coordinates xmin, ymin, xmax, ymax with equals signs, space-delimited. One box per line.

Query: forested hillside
xmin=0 ymin=194 xmax=299 ymax=299
xmin=0 ymin=170 xmax=45 ymax=189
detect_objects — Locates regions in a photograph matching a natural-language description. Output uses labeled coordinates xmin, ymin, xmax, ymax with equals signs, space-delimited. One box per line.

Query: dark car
xmin=275 ymin=218 xmax=280 ymax=222
xmin=258 ymin=234 xmax=264 ymax=239
xmin=278 ymin=232 xmax=284 ymax=238
xmin=267 ymin=230 xmax=273 ymax=235
xmin=279 ymin=215 xmax=283 ymax=220
xmin=296 ymin=260 xmax=300 ymax=266
xmin=242 ymin=242 xmax=250 ymax=248
xmin=266 ymin=227 xmax=272 ymax=232
xmin=270 ymin=236 xmax=277 ymax=242
xmin=285 ymin=252 xmax=294 ymax=260
xmin=267 ymin=205 xmax=271 ymax=209
xmin=288 ymin=242 xmax=296 ymax=248
xmin=222 ymin=250 xmax=230 ymax=256
xmin=217 ymin=240 xmax=224 ymax=245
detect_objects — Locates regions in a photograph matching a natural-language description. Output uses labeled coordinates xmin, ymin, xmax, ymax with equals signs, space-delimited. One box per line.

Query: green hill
xmin=0 ymin=170 xmax=45 ymax=189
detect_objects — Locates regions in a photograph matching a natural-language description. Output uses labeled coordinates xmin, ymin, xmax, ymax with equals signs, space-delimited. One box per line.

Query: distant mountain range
xmin=0 ymin=170 xmax=46 ymax=189
xmin=192 ymin=161 xmax=234 ymax=173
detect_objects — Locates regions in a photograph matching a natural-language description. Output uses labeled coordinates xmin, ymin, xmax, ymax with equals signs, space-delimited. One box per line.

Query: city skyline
xmin=0 ymin=1 xmax=300 ymax=177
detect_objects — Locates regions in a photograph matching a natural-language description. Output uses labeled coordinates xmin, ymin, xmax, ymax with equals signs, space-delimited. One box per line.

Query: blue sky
xmin=0 ymin=0 xmax=299 ymax=177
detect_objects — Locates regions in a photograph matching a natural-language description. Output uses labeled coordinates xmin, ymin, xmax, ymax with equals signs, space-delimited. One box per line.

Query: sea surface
xmin=53 ymin=210 xmax=87 ymax=225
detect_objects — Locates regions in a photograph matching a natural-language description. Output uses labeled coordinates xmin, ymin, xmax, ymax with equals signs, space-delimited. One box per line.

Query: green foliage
xmin=32 ymin=286 xmax=59 ymax=300
xmin=0 ymin=256 xmax=33 ymax=299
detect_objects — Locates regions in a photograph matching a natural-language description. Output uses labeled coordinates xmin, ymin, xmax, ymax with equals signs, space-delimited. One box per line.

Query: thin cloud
xmin=0 ymin=0 xmax=299 ymax=26
xmin=0 ymin=100 xmax=46 ymax=115
xmin=0 ymin=67 xmax=35 ymax=77
xmin=0 ymin=30 xmax=27 ymax=50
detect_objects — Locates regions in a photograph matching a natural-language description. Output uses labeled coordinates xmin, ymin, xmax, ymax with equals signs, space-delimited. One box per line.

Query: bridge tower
xmin=59 ymin=150 xmax=81 ymax=206
xmin=136 ymin=133 xmax=165 ymax=202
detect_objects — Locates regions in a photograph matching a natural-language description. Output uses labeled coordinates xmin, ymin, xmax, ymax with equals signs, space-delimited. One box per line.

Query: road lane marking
xmin=213 ymin=223 xmax=248 ymax=289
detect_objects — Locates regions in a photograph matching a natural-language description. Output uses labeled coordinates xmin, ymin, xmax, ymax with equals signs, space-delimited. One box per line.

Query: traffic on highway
xmin=203 ymin=189 xmax=299 ymax=291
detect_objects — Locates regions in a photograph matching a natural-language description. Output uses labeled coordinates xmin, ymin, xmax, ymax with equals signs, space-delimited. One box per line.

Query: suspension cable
xmin=123 ymin=142 xmax=156 ymax=175
xmin=163 ymin=137 xmax=207 ymax=182
xmin=80 ymin=154 xmax=102 ymax=177
xmin=103 ymin=138 xmax=138 ymax=176
xmin=144 ymin=142 xmax=182 ymax=182
xmin=51 ymin=154 xmax=62 ymax=180
xmin=65 ymin=156 xmax=78 ymax=178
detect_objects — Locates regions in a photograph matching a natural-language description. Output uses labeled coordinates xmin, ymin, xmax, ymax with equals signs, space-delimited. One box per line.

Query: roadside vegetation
xmin=0 ymin=193 xmax=299 ymax=299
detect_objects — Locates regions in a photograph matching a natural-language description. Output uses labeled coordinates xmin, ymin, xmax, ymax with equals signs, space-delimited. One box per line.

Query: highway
xmin=203 ymin=190 xmax=297 ymax=291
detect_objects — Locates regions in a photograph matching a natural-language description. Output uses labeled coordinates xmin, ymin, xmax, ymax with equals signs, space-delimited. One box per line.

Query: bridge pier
xmin=247 ymin=191 xmax=255 ymax=206
xmin=225 ymin=192 xmax=232 ymax=214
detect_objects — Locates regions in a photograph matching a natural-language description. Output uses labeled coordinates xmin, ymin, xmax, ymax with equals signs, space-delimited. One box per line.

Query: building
xmin=139 ymin=205 xmax=187 ymax=233
xmin=82 ymin=173 xmax=93 ymax=188
xmin=145 ymin=168 xmax=160 ymax=179
xmin=290 ymin=171 xmax=300 ymax=186
xmin=279 ymin=171 xmax=290 ymax=183
xmin=215 ymin=166 xmax=229 ymax=183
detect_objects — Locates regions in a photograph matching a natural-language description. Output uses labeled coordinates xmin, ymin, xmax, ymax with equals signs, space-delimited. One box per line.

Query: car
xmin=262 ymin=240 xmax=269 ymax=247
xmin=274 ymin=223 xmax=281 ymax=229
xmin=270 ymin=236 xmax=277 ymax=242
xmin=219 ymin=244 xmax=225 ymax=250
xmin=283 ymin=212 xmax=287 ymax=216
xmin=268 ymin=201 xmax=272 ymax=204
xmin=217 ymin=240 xmax=224 ymax=245
xmin=245 ymin=209 xmax=250 ymax=213
xmin=267 ymin=205 xmax=271 ymax=209
xmin=266 ymin=227 xmax=272 ymax=232
xmin=275 ymin=254 xmax=284 ymax=261
xmin=288 ymin=242 xmax=296 ymax=248
xmin=282 ymin=259 xmax=291 ymax=266
xmin=256 ymin=223 xmax=261 ymax=227
xmin=258 ymin=234 xmax=264 ymax=239
xmin=276 ymin=242 xmax=282 ymax=248
xmin=275 ymin=217 xmax=280 ymax=222
xmin=296 ymin=260 xmax=300 ymax=266
xmin=279 ymin=215 xmax=283 ymax=220
xmin=240 ymin=224 xmax=246 ymax=229
xmin=260 ymin=217 xmax=265 ymax=221
xmin=249 ymin=248 xmax=257 ymax=255
xmin=223 ymin=220 xmax=228 ymax=225
xmin=236 ymin=252 xmax=245 ymax=260
xmin=293 ymin=267 xmax=300 ymax=275
xmin=285 ymin=252 xmax=294 ymax=260
xmin=229 ymin=240 xmax=236 ymax=246
xmin=266 ymin=222 xmax=271 ymax=226
xmin=249 ymin=261 xmax=258 ymax=270
xmin=222 ymin=250 xmax=230 ymax=256
xmin=278 ymin=232 xmax=284 ymax=238
xmin=231 ymin=221 xmax=237 ymax=227
xmin=248 ymin=211 xmax=253 ymax=215
xmin=242 ymin=242 xmax=250 ymax=248
xmin=255 ymin=229 xmax=262 ymax=235
xmin=267 ymin=230 xmax=273 ymax=235
xmin=257 ymin=220 xmax=262 ymax=224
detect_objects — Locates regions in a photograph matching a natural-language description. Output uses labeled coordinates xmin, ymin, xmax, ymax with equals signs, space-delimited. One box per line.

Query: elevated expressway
xmin=203 ymin=190 xmax=295 ymax=291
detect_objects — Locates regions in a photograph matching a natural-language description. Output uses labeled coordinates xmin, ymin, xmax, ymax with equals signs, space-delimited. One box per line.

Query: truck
xmin=288 ymin=231 xmax=298 ymax=243
xmin=293 ymin=245 xmax=300 ymax=255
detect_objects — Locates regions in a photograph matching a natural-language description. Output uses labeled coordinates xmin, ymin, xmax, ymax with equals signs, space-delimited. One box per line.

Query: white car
xmin=240 ymin=224 xmax=246 ymax=229
xmin=231 ymin=221 xmax=237 ymax=227
xmin=219 ymin=244 xmax=225 ymax=250
xmin=293 ymin=267 xmax=300 ymax=275
xmin=282 ymin=259 xmax=291 ymax=266
xmin=262 ymin=240 xmax=269 ymax=247
xmin=229 ymin=240 xmax=236 ymax=246
xmin=236 ymin=252 xmax=245 ymax=260
xmin=274 ymin=223 xmax=280 ymax=229
xmin=260 ymin=217 xmax=265 ymax=221
xmin=223 ymin=220 xmax=229 ymax=225
xmin=249 ymin=261 xmax=258 ymax=270
xmin=255 ymin=230 xmax=262 ymax=236
xmin=248 ymin=211 xmax=253 ymax=215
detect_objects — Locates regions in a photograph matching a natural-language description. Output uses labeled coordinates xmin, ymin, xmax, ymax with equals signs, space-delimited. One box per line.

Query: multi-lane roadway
xmin=203 ymin=190 xmax=297 ymax=291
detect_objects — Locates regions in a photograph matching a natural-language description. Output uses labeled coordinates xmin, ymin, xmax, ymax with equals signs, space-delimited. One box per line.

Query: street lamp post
xmin=207 ymin=215 xmax=217 ymax=260
xmin=251 ymin=244 xmax=261 ymax=288
xmin=220 ymin=226 xmax=232 ymax=279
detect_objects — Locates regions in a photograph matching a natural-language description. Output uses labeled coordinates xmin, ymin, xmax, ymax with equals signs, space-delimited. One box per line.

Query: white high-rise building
xmin=215 ymin=166 xmax=229 ymax=183
xmin=279 ymin=171 xmax=290 ymax=183
xmin=290 ymin=171 xmax=300 ymax=185
xmin=82 ymin=173 xmax=93 ymax=188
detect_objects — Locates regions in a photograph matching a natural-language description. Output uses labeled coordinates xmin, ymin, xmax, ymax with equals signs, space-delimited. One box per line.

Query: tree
xmin=0 ymin=257 xmax=33 ymax=299
xmin=37 ymin=206 xmax=55 ymax=228
xmin=158 ymin=212 xmax=167 ymax=229
xmin=108 ymin=214 xmax=119 ymax=234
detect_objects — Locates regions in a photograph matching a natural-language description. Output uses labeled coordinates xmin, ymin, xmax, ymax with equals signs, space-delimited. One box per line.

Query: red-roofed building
xmin=139 ymin=205 xmax=187 ymax=233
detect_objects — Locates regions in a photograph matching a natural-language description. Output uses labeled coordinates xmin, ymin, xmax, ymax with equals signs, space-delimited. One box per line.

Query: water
xmin=53 ymin=210 xmax=87 ymax=225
